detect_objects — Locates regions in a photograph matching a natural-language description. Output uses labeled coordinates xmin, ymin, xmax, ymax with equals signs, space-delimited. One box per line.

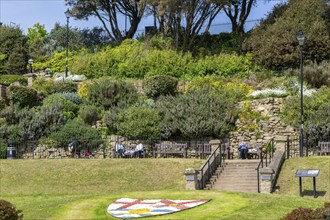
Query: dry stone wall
xmin=229 ymin=97 xmax=298 ymax=157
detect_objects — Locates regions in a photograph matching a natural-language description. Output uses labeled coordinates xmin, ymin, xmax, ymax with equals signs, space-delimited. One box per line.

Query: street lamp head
xmin=296 ymin=32 xmax=305 ymax=47
xmin=65 ymin=8 xmax=71 ymax=19
xmin=28 ymin=59 xmax=33 ymax=64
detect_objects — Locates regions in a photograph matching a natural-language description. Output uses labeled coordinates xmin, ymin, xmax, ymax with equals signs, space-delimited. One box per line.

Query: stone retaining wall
xmin=229 ymin=97 xmax=298 ymax=157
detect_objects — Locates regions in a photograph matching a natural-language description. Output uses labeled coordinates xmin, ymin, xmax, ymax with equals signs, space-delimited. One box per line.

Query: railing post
xmin=286 ymin=135 xmax=290 ymax=159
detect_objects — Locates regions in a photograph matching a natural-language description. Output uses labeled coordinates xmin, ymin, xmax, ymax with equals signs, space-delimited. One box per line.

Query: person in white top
xmin=115 ymin=141 xmax=125 ymax=158
xmin=134 ymin=140 xmax=144 ymax=158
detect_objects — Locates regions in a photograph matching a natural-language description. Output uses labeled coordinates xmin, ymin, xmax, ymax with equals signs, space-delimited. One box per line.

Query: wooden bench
xmin=195 ymin=143 xmax=212 ymax=159
xmin=156 ymin=142 xmax=187 ymax=158
xmin=317 ymin=141 xmax=330 ymax=155
xmin=247 ymin=143 xmax=263 ymax=159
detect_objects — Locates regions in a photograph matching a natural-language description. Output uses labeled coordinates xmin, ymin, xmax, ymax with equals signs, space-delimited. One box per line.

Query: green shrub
xmin=188 ymin=75 xmax=252 ymax=102
xmin=304 ymin=61 xmax=330 ymax=88
xmin=305 ymin=103 xmax=330 ymax=147
xmin=32 ymin=78 xmax=77 ymax=95
xmin=50 ymin=119 xmax=102 ymax=146
xmin=102 ymin=108 xmax=120 ymax=134
xmin=0 ymin=139 xmax=6 ymax=158
xmin=43 ymin=93 xmax=79 ymax=119
xmin=0 ymin=74 xmax=27 ymax=85
xmin=142 ymin=75 xmax=178 ymax=100
xmin=0 ymin=199 xmax=23 ymax=220
xmin=116 ymin=106 xmax=162 ymax=140
xmin=79 ymin=105 xmax=103 ymax=125
xmin=32 ymin=51 xmax=76 ymax=73
xmin=56 ymin=92 xmax=82 ymax=105
xmin=281 ymin=86 xmax=330 ymax=128
xmin=86 ymin=78 xmax=138 ymax=109
xmin=156 ymin=87 xmax=237 ymax=139
xmin=7 ymin=85 xmax=38 ymax=108
xmin=27 ymin=104 xmax=67 ymax=140
xmin=193 ymin=53 xmax=255 ymax=78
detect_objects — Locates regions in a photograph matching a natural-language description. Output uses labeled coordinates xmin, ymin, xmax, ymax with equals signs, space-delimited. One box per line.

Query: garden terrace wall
xmin=229 ymin=97 xmax=298 ymax=157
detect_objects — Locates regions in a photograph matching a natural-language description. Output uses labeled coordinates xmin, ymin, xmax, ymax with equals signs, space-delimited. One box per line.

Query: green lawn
xmin=0 ymin=157 xmax=329 ymax=220
xmin=275 ymin=156 xmax=330 ymax=200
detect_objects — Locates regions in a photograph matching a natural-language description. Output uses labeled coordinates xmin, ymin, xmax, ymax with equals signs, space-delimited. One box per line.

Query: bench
xmin=195 ymin=143 xmax=212 ymax=159
xmin=317 ymin=141 xmax=330 ymax=155
xmin=247 ymin=143 xmax=263 ymax=159
xmin=156 ymin=142 xmax=187 ymax=158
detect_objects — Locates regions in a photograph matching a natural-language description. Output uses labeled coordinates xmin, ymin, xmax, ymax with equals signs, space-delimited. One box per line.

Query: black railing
xmin=256 ymin=138 xmax=275 ymax=193
xmin=197 ymin=144 xmax=225 ymax=189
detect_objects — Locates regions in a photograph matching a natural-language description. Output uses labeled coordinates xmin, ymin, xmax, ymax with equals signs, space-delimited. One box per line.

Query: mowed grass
xmin=275 ymin=156 xmax=330 ymax=200
xmin=0 ymin=158 xmax=203 ymax=195
xmin=0 ymin=157 xmax=329 ymax=220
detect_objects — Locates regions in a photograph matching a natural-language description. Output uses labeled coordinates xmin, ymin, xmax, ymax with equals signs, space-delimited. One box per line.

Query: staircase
xmin=205 ymin=159 xmax=260 ymax=193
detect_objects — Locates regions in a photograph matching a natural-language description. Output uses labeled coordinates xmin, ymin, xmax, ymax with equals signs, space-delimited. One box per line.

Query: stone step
xmin=220 ymin=172 xmax=257 ymax=177
xmin=217 ymin=177 xmax=257 ymax=182
xmin=211 ymin=187 xmax=258 ymax=193
xmin=205 ymin=159 xmax=261 ymax=192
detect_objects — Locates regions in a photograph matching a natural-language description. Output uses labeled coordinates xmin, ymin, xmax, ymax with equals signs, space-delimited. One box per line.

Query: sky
xmin=0 ymin=0 xmax=287 ymax=35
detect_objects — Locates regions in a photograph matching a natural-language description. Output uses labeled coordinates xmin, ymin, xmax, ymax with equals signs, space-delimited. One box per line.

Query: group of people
xmin=115 ymin=140 xmax=144 ymax=158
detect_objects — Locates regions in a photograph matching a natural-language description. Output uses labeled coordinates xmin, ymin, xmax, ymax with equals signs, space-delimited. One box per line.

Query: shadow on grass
xmin=301 ymin=190 xmax=327 ymax=198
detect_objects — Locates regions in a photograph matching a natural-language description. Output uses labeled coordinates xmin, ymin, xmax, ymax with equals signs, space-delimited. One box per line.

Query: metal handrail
xmin=198 ymin=144 xmax=225 ymax=189
xmin=256 ymin=138 xmax=275 ymax=193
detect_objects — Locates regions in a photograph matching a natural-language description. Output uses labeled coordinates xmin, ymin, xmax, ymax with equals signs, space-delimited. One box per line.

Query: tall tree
xmin=0 ymin=25 xmax=28 ymax=74
xmin=222 ymin=0 xmax=255 ymax=34
xmin=66 ymin=0 xmax=146 ymax=43
xmin=27 ymin=23 xmax=48 ymax=60
xmin=145 ymin=0 xmax=222 ymax=50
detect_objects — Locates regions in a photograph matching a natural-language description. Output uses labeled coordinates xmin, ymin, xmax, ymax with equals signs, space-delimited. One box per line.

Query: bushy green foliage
xmin=146 ymin=35 xmax=174 ymax=50
xmin=304 ymin=61 xmax=330 ymax=88
xmin=78 ymin=105 xmax=103 ymax=125
xmin=156 ymin=87 xmax=237 ymax=139
xmin=116 ymin=106 xmax=162 ymax=140
xmin=50 ymin=118 xmax=102 ymax=146
xmin=7 ymin=85 xmax=38 ymax=108
xmin=244 ymin=0 xmax=330 ymax=70
xmin=281 ymin=87 xmax=330 ymax=129
xmin=42 ymin=93 xmax=79 ymax=119
xmin=0 ymin=74 xmax=27 ymax=86
xmin=305 ymin=103 xmax=330 ymax=147
xmin=102 ymin=108 xmax=120 ymax=134
xmin=0 ymin=25 xmax=28 ymax=74
xmin=57 ymin=92 xmax=82 ymax=105
xmin=70 ymin=39 xmax=255 ymax=79
xmin=86 ymin=78 xmax=138 ymax=109
xmin=191 ymin=53 xmax=255 ymax=78
xmin=32 ymin=51 xmax=76 ymax=73
xmin=32 ymin=78 xmax=77 ymax=95
xmin=0 ymin=199 xmax=23 ymax=220
xmin=0 ymin=138 xmax=6 ymax=158
xmin=142 ymin=75 xmax=178 ymax=100
xmin=187 ymin=75 xmax=252 ymax=102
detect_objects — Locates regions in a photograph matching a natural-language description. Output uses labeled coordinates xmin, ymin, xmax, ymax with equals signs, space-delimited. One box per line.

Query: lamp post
xmin=28 ymin=59 xmax=33 ymax=73
xmin=296 ymin=32 xmax=305 ymax=158
xmin=65 ymin=9 xmax=70 ymax=78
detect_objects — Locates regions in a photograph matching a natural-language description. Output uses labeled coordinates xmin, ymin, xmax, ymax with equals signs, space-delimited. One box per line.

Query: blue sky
xmin=0 ymin=0 xmax=287 ymax=35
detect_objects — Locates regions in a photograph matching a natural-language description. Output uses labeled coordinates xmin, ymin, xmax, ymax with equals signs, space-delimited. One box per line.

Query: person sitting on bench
xmin=238 ymin=140 xmax=248 ymax=159
xmin=134 ymin=140 xmax=144 ymax=158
